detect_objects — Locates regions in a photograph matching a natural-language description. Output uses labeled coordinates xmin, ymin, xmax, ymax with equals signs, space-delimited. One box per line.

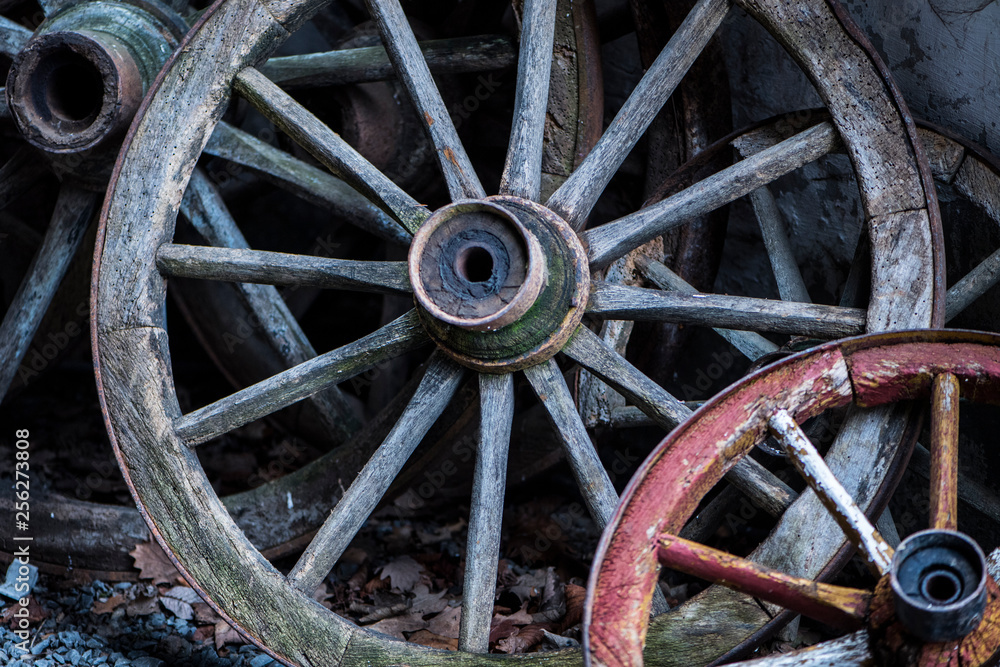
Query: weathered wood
xmin=731 ymin=631 xmax=872 ymax=666
xmin=180 ymin=169 xmax=360 ymax=444
xmin=769 ymin=409 xmax=894 ymax=576
xmin=233 ymin=68 xmax=428 ymax=234
xmin=546 ymin=0 xmax=730 ymax=228
xmin=637 ymin=257 xmax=778 ymax=360
xmin=0 ymin=16 xmax=31 ymax=58
xmin=584 ymin=123 xmax=839 ymax=267
xmin=946 ymin=246 xmax=1000 ymax=323
xmin=498 ymin=0 xmax=556 ymax=201
xmin=175 ymin=311 xmax=429 ymax=446
xmin=918 ymin=126 xmax=965 ymax=183
xmin=607 ymin=404 xmax=702 ymax=428
xmin=260 ymin=35 xmax=516 ymax=90
xmin=157 ymin=244 xmax=411 ymax=294
xmin=866 ymin=208 xmax=935 ymax=331
xmin=204 ymin=122 xmax=409 ymax=245
xmin=459 ymin=372 xmax=514 ymax=653
xmin=657 ymin=534 xmax=870 ymax=629
xmin=588 ymin=282 xmax=866 ymax=338
xmin=563 ymin=325 xmax=690 ymax=429
xmin=363 ymin=0 xmax=485 ymax=200
xmin=723 ymin=455 xmax=796 ymax=518
xmin=0 ymin=186 xmax=96 ymax=400
xmin=929 ymin=373 xmax=960 ymax=531
xmin=287 ymin=354 xmax=463 ymax=594
xmin=955 ymin=146 xmax=1000 ymax=224
xmin=0 ymin=88 xmax=8 ymax=121
xmin=748 ymin=186 xmax=811 ymax=303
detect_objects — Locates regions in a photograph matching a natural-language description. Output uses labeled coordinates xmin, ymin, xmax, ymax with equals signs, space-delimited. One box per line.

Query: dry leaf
xmin=498 ymin=624 xmax=548 ymax=654
xmin=2 ymin=596 xmax=48 ymax=627
xmin=426 ymin=605 xmax=462 ymax=639
xmin=408 ymin=629 xmax=459 ymax=650
xmin=377 ymin=556 xmax=424 ymax=592
xmin=130 ymin=540 xmax=181 ymax=585
xmin=411 ymin=585 xmax=448 ymax=615
xmin=366 ymin=612 xmax=426 ymax=639
xmin=562 ymin=584 xmax=585 ymax=630
xmin=215 ymin=620 xmax=244 ymax=649
xmin=313 ymin=582 xmax=334 ymax=609
xmin=91 ymin=594 xmax=127 ymax=615
xmin=193 ymin=602 xmax=221 ymax=625
xmin=125 ymin=584 xmax=159 ymax=617
xmin=504 ymin=603 xmax=534 ymax=626
xmin=192 ymin=625 xmax=214 ymax=643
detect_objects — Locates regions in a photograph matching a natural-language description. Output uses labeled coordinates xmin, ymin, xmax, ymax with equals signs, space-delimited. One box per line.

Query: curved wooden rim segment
xmin=584 ymin=329 xmax=1000 ymax=667
xmin=91 ymin=0 xmax=941 ymax=665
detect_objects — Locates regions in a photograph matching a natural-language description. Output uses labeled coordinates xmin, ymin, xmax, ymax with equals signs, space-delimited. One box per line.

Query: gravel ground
xmin=1 ymin=578 xmax=278 ymax=667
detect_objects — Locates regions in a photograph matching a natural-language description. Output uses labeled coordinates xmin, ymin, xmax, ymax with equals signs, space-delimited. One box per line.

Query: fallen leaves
xmin=130 ymin=540 xmax=182 ymax=585
xmin=377 ymin=556 xmax=424 ymax=593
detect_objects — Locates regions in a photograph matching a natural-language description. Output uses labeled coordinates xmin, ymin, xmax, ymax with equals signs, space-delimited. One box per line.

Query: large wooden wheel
xmin=95 ymin=0 xmax=942 ymax=664
xmin=585 ymin=329 xmax=1000 ymax=667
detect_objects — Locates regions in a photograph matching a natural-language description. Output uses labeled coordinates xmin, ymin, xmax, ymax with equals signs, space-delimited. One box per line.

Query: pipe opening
xmin=43 ymin=50 xmax=104 ymax=123
xmin=456 ymin=246 xmax=494 ymax=284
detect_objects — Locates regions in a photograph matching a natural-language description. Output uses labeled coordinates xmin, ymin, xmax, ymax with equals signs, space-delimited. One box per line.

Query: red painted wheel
xmin=585 ymin=329 xmax=1000 ymax=667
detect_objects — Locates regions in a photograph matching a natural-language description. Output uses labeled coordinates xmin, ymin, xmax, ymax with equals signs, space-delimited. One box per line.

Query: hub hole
xmin=456 ymin=246 xmax=494 ymax=283
xmin=921 ymin=570 xmax=962 ymax=605
xmin=44 ymin=52 xmax=103 ymax=122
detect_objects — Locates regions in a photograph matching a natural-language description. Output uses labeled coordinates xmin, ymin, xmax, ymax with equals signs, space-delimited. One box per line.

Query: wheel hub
xmin=410 ymin=196 xmax=589 ymax=372
xmin=6 ymin=0 xmax=184 ymax=159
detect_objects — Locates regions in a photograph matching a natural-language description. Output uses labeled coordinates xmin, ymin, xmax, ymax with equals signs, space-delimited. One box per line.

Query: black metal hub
xmin=890 ymin=529 xmax=988 ymax=642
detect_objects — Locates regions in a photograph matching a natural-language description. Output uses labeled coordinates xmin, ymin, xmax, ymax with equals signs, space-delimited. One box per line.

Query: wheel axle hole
xmin=456 ymin=245 xmax=494 ymax=283
xmin=921 ymin=570 xmax=962 ymax=605
xmin=44 ymin=51 xmax=104 ymax=122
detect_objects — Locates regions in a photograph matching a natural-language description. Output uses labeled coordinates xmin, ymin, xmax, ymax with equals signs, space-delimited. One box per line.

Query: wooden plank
xmin=174 ymin=311 xmax=429 ymax=446
xmin=233 ymin=68 xmax=429 ymax=234
xmin=946 ymin=246 xmax=1000 ymax=323
xmin=731 ymin=631 xmax=872 ymax=666
xmin=588 ymin=282 xmax=866 ymax=338
xmin=260 ymin=35 xmax=515 ymax=89
xmin=546 ymin=0 xmax=730 ymax=228
xmin=156 ymin=244 xmax=411 ymax=294
xmin=637 ymin=257 xmax=778 ymax=360
xmin=583 ymin=122 xmax=838 ymax=268
xmin=364 ymin=0 xmax=485 ymax=200
xmin=287 ymin=354 xmax=464 ymax=594
xmin=866 ymin=208 xmax=935 ymax=330
xmin=657 ymin=534 xmax=870 ymax=629
xmin=955 ymin=150 xmax=1000 ymax=225
xmin=769 ymin=409 xmax=894 ymax=576
xmin=0 ymin=186 xmax=96 ymax=400
xmin=748 ymin=186 xmax=811 ymax=303
xmin=204 ymin=122 xmax=410 ymax=245
xmin=459 ymin=372 xmax=514 ymax=653
xmin=498 ymin=0 xmax=557 ymax=201
xmin=929 ymin=373 xmax=960 ymax=530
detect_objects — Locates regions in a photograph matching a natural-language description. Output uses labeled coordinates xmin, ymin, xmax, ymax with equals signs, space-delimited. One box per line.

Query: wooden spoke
xmin=545 ymin=0 xmax=730 ymax=228
xmin=838 ymin=230 xmax=870 ymax=309
xmin=156 ymin=244 xmax=411 ymax=295
xmin=564 ymin=326 xmax=793 ymax=512
xmin=364 ymin=0 xmax=485 ymax=200
xmin=233 ymin=68 xmax=429 ymax=234
xmin=749 ymin=186 xmax=811 ymax=303
xmin=769 ymin=409 xmax=894 ymax=576
xmin=563 ymin=325 xmax=690 ymax=429
xmin=657 ymin=534 xmax=870 ymax=630
xmin=204 ymin=122 xmax=410 ymax=245
xmin=606 ymin=404 xmax=703 ymax=429
xmin=174 ymin=311 xmax=429 ymax=446
xmin=637 ymin=257 xmax=778 ymax=361
xmin=287 ymin=354 xmax=464 ymax=594
xmin=180 ymin=170 xmax=360 ymax=442
xmin=733 ymin=633 xmax=871 ymax=666
xmin=459 ymin=373 xmax=514 ymax=653
xmin=583 ymin=122 xmax=839 ymax=267
xmin=260 ymin=35 xmax=516 ymax=90
xmin=499 ymin=0 xmax=556 ymax=201
xmin=0 ymin=148 xmax=50 ymax=212
xmin=524 ymin=359 xmax=620 ymax=527
xmin=0 ymin=88 xmax=8 ymax=121
xmin=588 ymin=283 xmax=865 ymax=338
xmin=929 ymin=373 xmax=960 ymax=530
xmin=0 ymin=186 xmax=97 ymax=400
xmin=0 ymin=16 xmax=31 ymax=58
xmin=945 ymin=246 xmax=1000 ymax=323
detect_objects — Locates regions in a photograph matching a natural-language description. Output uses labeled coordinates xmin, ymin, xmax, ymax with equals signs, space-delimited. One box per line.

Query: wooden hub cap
xmin=410 ymin=200 xmax=545 ymax=332
xmin=411 ymin=196 xmax=589 ymax=372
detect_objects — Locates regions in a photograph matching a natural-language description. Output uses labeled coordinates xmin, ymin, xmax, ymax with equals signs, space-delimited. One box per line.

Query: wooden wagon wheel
xmin=585 ymin=329 xmax=1000 ymax=667
xmin=94 ymin=0 xmax=941 ymax=663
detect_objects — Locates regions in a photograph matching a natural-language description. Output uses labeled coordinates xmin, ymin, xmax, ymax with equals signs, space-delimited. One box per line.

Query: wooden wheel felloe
xmin=584 ymin=330 xmax=1000 ymax=667
xmin=95 ymin=0 xmax=941 ymax=664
